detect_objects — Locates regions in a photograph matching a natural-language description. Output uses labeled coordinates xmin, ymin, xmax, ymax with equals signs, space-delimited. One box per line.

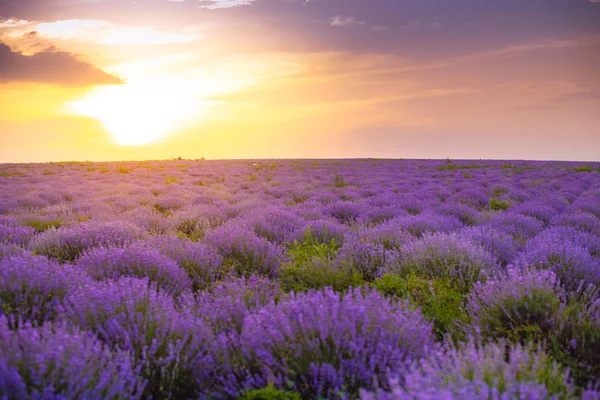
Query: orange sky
xmin=1 ymin=0 xmax=599 ymax=162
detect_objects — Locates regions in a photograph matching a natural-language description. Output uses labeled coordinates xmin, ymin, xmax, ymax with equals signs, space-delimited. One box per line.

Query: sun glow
xmin=68 ymin=78 xmax=207 ymax=146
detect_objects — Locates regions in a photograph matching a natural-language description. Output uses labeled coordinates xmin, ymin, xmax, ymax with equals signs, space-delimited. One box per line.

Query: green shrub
xmin=489 ymin=199 xmax=511 ymax=211
xmin=372 ymin=273 xmax=466 ymax=340
xmin=239 ymin=384 xmax=301 ymax=400
xmin=550 ymin=286 xmax=600 ymax=387
xmin=436 ymin=164 xmax=457 ymax=171
xmin=24 ymin=219 xmax=63 ymax=233
xmin=279 ymin=259 xmax=364 ymax=294
xmin=572 ymin=166 xmax=594 ymax=173
xmin=333 ymin=173 xmax=348 ymax=187
xmin=287 ymin=234 xmax=339 ymax=265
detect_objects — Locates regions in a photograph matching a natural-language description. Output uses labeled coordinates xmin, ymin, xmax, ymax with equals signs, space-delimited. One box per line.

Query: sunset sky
xmin=0 ymin=0 xmax=599 ymax=162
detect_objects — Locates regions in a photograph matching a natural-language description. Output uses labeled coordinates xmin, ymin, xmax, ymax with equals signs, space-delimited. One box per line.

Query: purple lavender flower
xmin=0 ymin=254 xmax=89 ymax=326
xmin=29 ymin=221 xmax=143 ymax=263
xmin=489 ymin=212 xmax=545 ymax=243
xmin=449 ymin=189 xmax=489 ymax=210
xmin=393 ymin=232 xmax=499 ymax=292
xmin=382 ymin=213 xmax=464 ymax=238
xmin=182 ymin=275 xmax=282 ymax=336
xmin=61 ymin=277 xmax=214 ymax=399
xmin=0 ymin=316 xmax=144 ymax=399
xmin=437 ymin=203 xmax=480 ymax=226
xmin=239 ymin=287 xmax=434 ymax=398
xmin=364 ymin=222 xmax=413 ymax=251
xmin=514 ymin=233 xmax=600 ymax=289
xmin=466 ymin=267 xmax=561 ymax=342
xmin=0 ymin=243 xmax=29 ymax=259
xmin=513 ymin=201 xmax=559 ymax=224
xmin=337 ymin=239 xmax=398 ymax=281
xmin=0 ymin=224 xmax=36 ymax=246
xmin=361 ymin=340 xmax=580 ymax=399
xmin=297 ymin=219 xmax=350 ymax=246
xmin=75 ymin=245 xmax=192 ymax=295
xmin=555 ymin=211 xmax=600 ymax=236
xmin=459 ymin=226 xmax=520 ymax=266
xmin=135 ymin=235 xmax=224 ymax=290
xmin=245 ymin=207 xmax=306 ymax=244
xmin=325 ymin=201 xmax=369 ymax=224
xmin=206 ymin=223 xmax=287 ymax=278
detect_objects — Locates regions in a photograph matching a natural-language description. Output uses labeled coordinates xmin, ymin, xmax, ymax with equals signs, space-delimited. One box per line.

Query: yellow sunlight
xmin=67 ymin=77 xmax=209 ymax=146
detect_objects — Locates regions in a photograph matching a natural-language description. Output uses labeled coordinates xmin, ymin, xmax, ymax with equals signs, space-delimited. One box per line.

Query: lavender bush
xmin=0 ymin=159 xmax=598 ymax=397
xmin=0 ymin=317 xmax=144 ymax=399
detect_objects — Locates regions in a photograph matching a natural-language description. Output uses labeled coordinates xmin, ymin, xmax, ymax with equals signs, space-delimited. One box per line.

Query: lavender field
xmin=1 ymin=158 xmax=600 ymax=399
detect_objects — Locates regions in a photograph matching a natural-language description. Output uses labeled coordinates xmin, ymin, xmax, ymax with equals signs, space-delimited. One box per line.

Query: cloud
xmin=431 ymin=22 xmax=443 ymax=32
xmin=0 ymin=42 xmax=124 ymax=86
xmin=34 ymin=19 xmax=199 ymax=45
xmin=197 ymin=0 xmax=257 ymax=9
xmin=330 ymin=16 xmax=365 ymax=28
xmin=401 ymin=20 xmax=421 ymax=31
xmin=0 ymin=18 xmax=199 ymax=46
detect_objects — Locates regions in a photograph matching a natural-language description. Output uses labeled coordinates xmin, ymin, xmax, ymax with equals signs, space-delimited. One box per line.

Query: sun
xmin=68 ymin=78 xmax=202 ymax=146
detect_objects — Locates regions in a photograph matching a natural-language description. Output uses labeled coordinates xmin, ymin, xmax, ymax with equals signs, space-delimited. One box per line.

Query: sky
xmin=0 ymin=0 xmax=599 ymax=162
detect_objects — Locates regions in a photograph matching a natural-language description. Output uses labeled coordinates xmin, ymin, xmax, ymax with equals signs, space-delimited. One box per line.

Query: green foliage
xmin=279 ymin=232 xmax=360 ymax=293
xmin=290 ymin=192 xmax=308 ymax=204
xmin=116 ymin=165 xmax=130 ymax=174
xmin=333 ymin=173 xmax=348 ymax=188
xmin=572 ymin=166 xmax=595 ymax=173
xmin=239 ymin=384 xmax=301 ymax=400
xmin=372 ymin=274 xmax=467 ymax=340
xmin=492 ymin=187 xmax=509 ymax=197
xmin=477 ymin=288 xmax=560 ymax=345
xmin=165 ymin=176 xmax=179 ymax=184
xmin=287 ymin=234 xmax=340 ymax=265
xmin=249 ymin=175 xmax=258 ymax=181
xmin=176 ymin=218 xmax=205 ymax=241
xmin=489 ymin=198 xmax=511 ymax=211
xmin=436 ymin=164 xmax=482 ymax=172
xmin=463 ymin=173 xmax=473 ymax=179
xmin=24 ymin=219 xmax=63 ymax=233
xmin=280 ymin=255 xmax=363 ymax=294
xmin=152 ymin=203 xmax=173 ymax=216
xmin=0 ymin=170 xmax=24 ymax=177
xmin=549 ymin=287 xmax=600 ymax=387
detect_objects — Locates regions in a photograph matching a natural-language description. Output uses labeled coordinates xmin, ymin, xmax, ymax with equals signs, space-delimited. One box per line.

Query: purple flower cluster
xmin=61 ymin=277 xmax=214 ymax=398
xmin=76 ymin=245 xmax=192 ymax=295
xmin=362 ymin=340 xmax=587 ymax=400
xmin=466 ymin=267 xmax=561 ymax=341
xmin=0 ymin=159 xmax=599 ymax=397
xmin=393 ymin=232 xmax=499 ymax=292
xmin=0 ymin=255 xmax=88 ymax=326
xmin=29 ymin=221 xmax=143 ymax=263
xmin=515 ymin=231 xmax=600 ymax=289
xmin=206 ymin=223 xmax=287 ymax=278
xmin=136 ymin=234 xmax=224 ymax=290
xmin=0 ymin=316 xmax=144 ymax=399
xmin=240 ymin=288 xmax=434 ymax=398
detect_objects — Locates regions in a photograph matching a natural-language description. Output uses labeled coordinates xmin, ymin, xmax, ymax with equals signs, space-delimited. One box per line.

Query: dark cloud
xmin=0 ymin=42 xmax=124 ymax=85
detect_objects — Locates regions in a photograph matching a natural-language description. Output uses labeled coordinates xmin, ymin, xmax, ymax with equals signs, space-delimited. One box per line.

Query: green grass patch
xmin=24 ymin=219 xmax=63 ymax=233
xmin=489 ymin=198 xmax=511 ymax=211
xmin=372 ymin=273 xmax=467 ymax=340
